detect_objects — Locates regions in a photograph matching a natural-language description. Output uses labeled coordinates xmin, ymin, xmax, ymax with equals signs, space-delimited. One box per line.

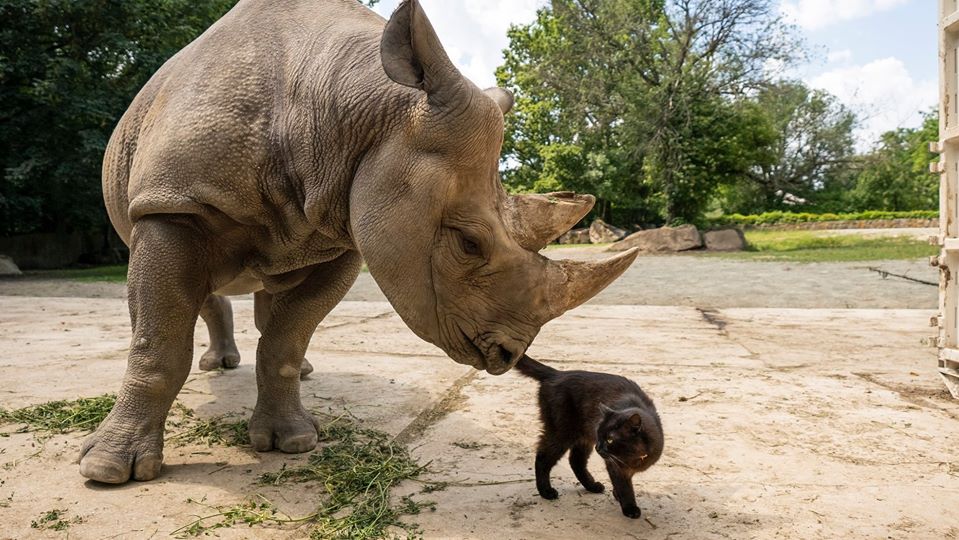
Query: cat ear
xmin=628 ymin=413 xmax=643 ymax=428
xmin=599 ymin=403 xmax=615 ymax=416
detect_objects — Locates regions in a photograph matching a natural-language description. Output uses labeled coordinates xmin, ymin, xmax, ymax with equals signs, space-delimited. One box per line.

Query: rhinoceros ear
xmin=484 ymin=87 xmax=514 ymax=115
xmin=381 ymin=0 xmax=466 ymax=104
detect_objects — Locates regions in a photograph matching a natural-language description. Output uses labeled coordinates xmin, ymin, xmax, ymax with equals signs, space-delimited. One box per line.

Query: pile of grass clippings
xmin=0 ymin=395 xmax=115 ymax=433
xmin=175 ymin=414 xmax=432 ymax=539
xmin=264 ymin=415 xmax=432 ymax=539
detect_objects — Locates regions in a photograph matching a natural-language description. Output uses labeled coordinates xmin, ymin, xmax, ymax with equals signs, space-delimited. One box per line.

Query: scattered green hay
xmin=418 ymin=482 xmax=448 ymax=494
xmin=0 ymin=394 xmax=115 ymax=433
xmin=31 ymin=509 xmax=80 ymax=531
xmin=260 ymin=416 xmax=432 ymax=539
xmin=172 ymin=497 xmax=303 ymax=538
xmin=166 ymin=405 xmax=249 ymax=447
xmin=450 ymin=440 xmax=487 ymax=450
xmin=176 ymin=415 xmax=431 ymax=539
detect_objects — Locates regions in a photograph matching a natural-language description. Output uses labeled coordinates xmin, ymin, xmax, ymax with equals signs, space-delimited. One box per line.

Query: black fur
xmin=515 ymin=355 xmax=664 ymax=519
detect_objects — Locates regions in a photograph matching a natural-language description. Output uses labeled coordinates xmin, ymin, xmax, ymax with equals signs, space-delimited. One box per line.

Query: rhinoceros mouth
xmin=476 ymin=333 xmax=523 ymax=375
xmin=452 ymin=322 xmax=524 ymax=375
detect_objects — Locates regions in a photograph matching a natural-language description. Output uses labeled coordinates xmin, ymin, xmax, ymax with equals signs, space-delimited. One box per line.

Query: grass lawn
xmin=40 ymin=264 xmax=129 ymax=282
xmin=714 ymin=230 xmax=938 ymax=263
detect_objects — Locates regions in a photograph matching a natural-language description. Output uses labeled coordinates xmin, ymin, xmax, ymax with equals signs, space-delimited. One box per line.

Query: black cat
xmin=514 ymin=355 xmax=664 ymax=519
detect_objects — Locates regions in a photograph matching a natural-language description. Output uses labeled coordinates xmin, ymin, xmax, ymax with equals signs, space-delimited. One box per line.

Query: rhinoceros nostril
xmin=497 ymin=344 xmax=513 ymax=366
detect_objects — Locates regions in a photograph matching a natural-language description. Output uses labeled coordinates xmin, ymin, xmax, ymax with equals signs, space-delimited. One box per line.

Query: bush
xmin=710 ymin=210 xmax=938 ymax=227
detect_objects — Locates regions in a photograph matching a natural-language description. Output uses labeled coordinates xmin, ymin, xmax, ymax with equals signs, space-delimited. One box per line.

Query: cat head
xmin=594 ymin=404 xmax=664 ymax=473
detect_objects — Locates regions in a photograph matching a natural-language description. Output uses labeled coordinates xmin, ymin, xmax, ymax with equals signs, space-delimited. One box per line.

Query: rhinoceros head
xmin=349 ymin=0 xmax=638 ymax=374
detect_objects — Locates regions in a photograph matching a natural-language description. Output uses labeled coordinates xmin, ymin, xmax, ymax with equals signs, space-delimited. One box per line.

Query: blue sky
xmin=371 ymin=0 xmax=936 ymax=148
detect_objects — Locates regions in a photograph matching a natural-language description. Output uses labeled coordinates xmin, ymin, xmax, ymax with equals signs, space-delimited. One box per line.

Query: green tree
xmin=0 ymin=0 xmax=380 ymax=238
xmin=0 ymin=0 xmax=240 ymax=236
xmin=497 ymin=0 xmax=801 ymax=225
xmin=850 ymin=110 xmax=938 ymax=211
xmin=720 ymin=81 xmax=857 ymax=214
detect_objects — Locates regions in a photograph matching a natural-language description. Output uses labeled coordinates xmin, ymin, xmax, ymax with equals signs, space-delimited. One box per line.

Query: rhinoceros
xmin=81 ymin=0 xmax=638 ymax=484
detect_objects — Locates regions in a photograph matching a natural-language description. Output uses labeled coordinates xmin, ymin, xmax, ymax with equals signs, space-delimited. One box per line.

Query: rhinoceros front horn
xmin=547 ymin=248 xmax=639 ymax=316
xmin=506 ymin=192 xmax=596 ymax=251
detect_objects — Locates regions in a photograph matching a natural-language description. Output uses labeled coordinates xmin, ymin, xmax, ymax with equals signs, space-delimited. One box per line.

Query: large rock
xmin=589 ymin=219 xmax=627 ymax=244
xmin=556 ymin=228 xmax=591 ymax=245
xmin=0 ymin=254 xmax=22 ymax=275
xmin=607 ymin=224 xmax=702 ymax=252
xmin=704 ymin=228 xmax=746 ymax=251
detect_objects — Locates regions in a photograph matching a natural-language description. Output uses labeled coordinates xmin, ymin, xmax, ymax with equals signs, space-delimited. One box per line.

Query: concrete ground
xmin=1 ymin=294 xmax=957 ymax=539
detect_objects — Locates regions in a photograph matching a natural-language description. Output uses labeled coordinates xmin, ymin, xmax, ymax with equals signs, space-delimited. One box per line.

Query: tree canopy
xmin=497 ymin=0 xmax=936 ymax=226
xmin=0 ymin=0 xmax=239 ymax=236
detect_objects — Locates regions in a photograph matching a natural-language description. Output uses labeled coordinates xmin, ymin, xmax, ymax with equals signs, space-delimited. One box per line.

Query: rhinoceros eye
xmin=462 ymin=236 xmax=482 ymax=256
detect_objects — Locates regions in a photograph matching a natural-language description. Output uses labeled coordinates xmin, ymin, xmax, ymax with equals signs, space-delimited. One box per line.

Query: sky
xmin=369 ymin=0 xmax=936 ymax=149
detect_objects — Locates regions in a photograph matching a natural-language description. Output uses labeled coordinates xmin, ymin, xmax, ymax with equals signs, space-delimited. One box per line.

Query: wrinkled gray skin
xmin=82 ymin=0 xmax=638 ymax=484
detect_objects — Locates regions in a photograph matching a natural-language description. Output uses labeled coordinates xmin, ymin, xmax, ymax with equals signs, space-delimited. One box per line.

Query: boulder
xmin=704 ymin=228 xmax=746 ymax=251
xmin=0 ymin=254 xmax=22 ymax=275
xmin=607 ymin=224 xmax=702 ymax=252
xmin=588 ymin=218 xmax=627 ymax=244
xmin=556 ymin=228 xmax=591 ymax=245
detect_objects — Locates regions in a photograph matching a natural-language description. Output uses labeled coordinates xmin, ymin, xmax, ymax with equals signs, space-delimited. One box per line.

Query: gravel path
xmin=0 ymin=250 xmax=939 ymax=309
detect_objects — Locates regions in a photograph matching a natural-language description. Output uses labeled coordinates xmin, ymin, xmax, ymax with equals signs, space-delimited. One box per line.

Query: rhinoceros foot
xmin=248 ymin=404 xmax=320 ymax=453
xmin=78 ymin=416 xmax=164 ymax=484
xmin=198 ymin=343 xmax=241 ymax=371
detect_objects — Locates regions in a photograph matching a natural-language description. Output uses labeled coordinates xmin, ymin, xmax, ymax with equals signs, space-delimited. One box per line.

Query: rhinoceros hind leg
xmin=249 ymin=252 xmax=362 ymax=453
xmin=198 ymin=294 xmax=241 ymax=370
xmin=79 ymin=216 xmax=212 ymax=483
xmin=299 ymin=357 xmax=314 ymax=379
xmin=253 ymin=292 xmax=316 ymax=380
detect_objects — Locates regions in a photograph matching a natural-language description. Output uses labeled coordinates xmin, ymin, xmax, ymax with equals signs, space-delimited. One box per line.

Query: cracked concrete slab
xmin=0 ymin=297 xmax=957 ymax=539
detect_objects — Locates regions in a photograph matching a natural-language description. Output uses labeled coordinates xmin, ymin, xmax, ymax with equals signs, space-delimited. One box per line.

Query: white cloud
xmin=809 ymin=57 xmax=936 ymax=147
xmin=373 ymin=0 xmax=544 ymax=88
xmin=780 ymin=0 xmax=911 ymax=30
xmin=826 ymin=49 xmax=853 ymax=63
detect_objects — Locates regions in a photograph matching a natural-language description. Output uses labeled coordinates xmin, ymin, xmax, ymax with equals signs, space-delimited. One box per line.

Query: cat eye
xmin=605 ymin=437 xmax=613 ymax=444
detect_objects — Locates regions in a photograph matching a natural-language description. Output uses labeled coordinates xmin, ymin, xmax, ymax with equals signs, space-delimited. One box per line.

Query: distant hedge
xmin=709 ymin=210 xmax=938 ymax=227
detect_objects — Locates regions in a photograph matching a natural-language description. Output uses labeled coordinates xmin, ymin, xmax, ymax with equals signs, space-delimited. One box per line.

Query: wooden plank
xmin=940 ymin=347 xmax=959 ymax=363
xmin=940 ymin=367 xmax=959 ymax=399
xmin=944 ymin=10 xmax=959 ymax=34
xmin=942 ymin=238 xmax=959 ymax=251
xmin=943 ymin=125 xmax=959 ymax=143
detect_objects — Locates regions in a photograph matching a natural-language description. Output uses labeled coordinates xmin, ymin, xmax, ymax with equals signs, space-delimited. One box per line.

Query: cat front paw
xmin=538 ymin=486 xmax=559 ymax=500
xmin=620 ymin=505 xmax=641 ymax=519
xmin=584 ymin=481 xmax=605 ymax=493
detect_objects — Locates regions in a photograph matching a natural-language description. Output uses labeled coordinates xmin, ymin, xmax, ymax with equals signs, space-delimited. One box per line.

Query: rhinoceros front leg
xmin=79 ymin=217 xmax=212 ymax=483
xmin=249 ymin=251 xmax=362 ymax=453
xmin=254 ymin=291 xmax=313 ymax=378
xmin=198 ymin=294 xmax=241 ymax=371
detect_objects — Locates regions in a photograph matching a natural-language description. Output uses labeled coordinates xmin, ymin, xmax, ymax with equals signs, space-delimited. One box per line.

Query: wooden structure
xmin=936 ymin=0 xmax=959 ymax=398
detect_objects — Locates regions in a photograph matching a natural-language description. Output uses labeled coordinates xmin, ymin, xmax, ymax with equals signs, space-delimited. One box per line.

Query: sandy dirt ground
xmin=1 ymin=293 xmax=957 ymax=539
